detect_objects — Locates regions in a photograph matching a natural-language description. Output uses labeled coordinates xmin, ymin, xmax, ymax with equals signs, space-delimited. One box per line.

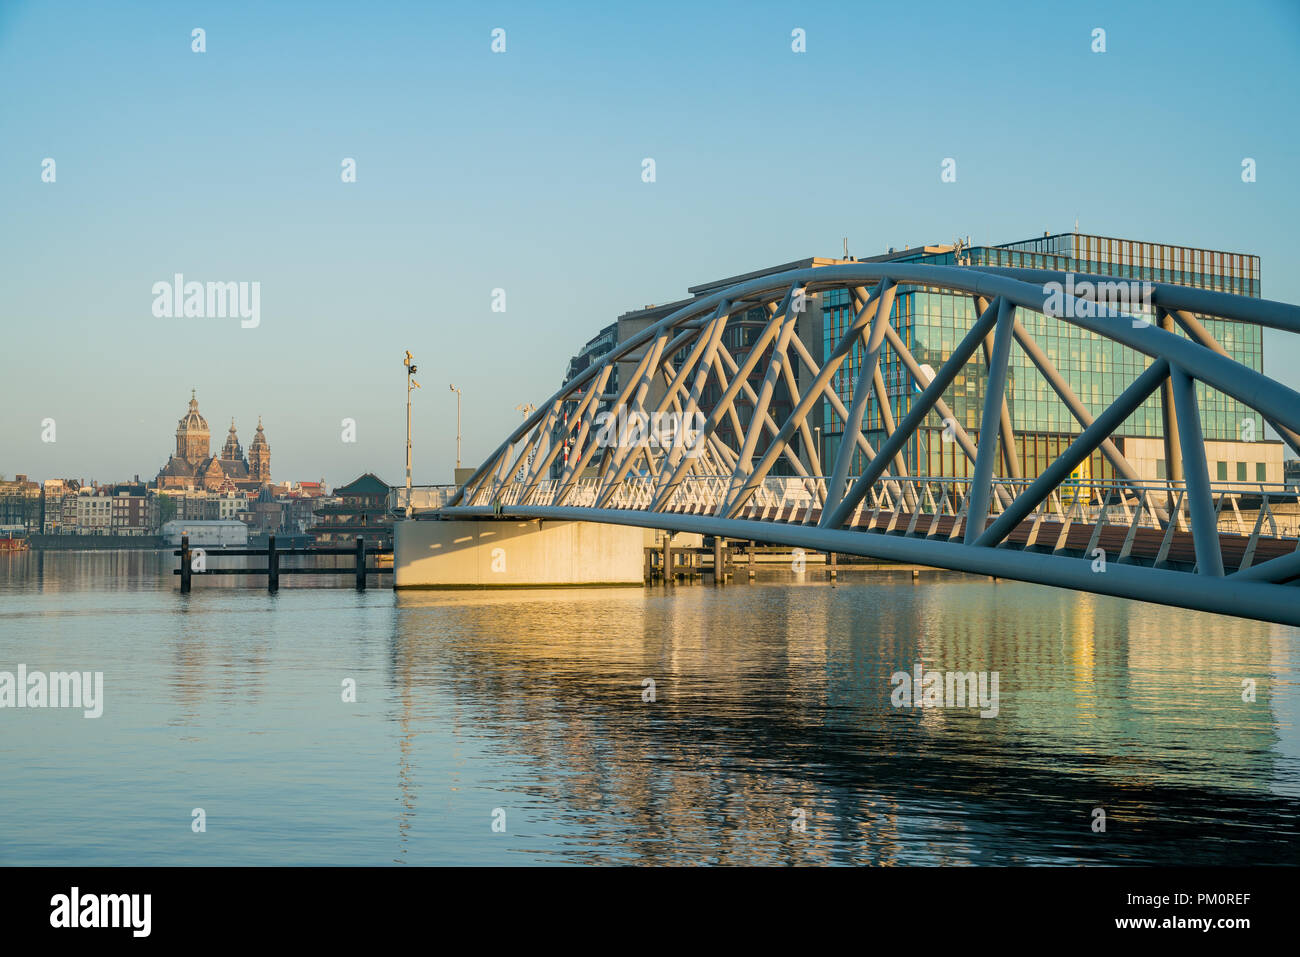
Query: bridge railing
xmin=440 ymin=472 xmax=1300 ymax=543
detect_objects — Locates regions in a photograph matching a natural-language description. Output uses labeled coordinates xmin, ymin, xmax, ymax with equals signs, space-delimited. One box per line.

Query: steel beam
xmin=824 ymin=280 xmax=895 ymax=519
xmin=1170 ymin=365 xmax=1225 ymax=576
xmin=964 ymin=298 xmax=1015 ymax=544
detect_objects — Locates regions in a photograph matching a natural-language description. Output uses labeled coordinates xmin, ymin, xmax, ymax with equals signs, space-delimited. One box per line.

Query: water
xmin=2 ymin=549 xmax=1298 ymax=866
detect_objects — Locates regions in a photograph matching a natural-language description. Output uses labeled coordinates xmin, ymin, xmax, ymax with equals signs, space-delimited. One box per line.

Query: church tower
xmin=249 ymin=417 xmax=271 ymax=484
xmin=220 ymin=418 xmax=243 ymax=462
xmin=175 ymin=390 xmax=210 ymax=466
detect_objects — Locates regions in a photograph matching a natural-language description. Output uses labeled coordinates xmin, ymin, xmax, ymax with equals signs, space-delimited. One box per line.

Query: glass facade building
xmin=821 ymin=232 xmax=1269 ymax=484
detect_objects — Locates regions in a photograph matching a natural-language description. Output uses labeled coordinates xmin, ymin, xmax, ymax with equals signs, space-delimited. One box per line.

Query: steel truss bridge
xmin=420 ymin=262 xmax=1300 ymax=627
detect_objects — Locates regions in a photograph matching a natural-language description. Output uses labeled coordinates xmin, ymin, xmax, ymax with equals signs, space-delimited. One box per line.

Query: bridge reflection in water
xmin=388 ymin=580 xmax=1300 ymax=865
xmin=2 ymin=553 xmax=1295 ymax=865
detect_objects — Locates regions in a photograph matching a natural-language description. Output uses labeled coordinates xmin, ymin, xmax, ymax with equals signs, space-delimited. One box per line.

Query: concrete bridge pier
xmin=394 ymin=517 xmax=653 ymax=588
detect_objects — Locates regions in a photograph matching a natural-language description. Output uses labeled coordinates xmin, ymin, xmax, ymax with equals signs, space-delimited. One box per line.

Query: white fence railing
xmin=409 ymin=473 xmax=1298 ymax=543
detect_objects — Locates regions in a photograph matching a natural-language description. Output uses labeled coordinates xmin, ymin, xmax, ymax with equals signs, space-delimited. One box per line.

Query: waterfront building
xmin=0 ymin=475 xmax=40 ymax=532
xmin=162 ymin=489 xmax=249 ymax=522
xmin=60 ymin=485 xmax=80 ymax=531
xmin=238 ymin=486 xmax=286 ymax=537
xmin=40 ymin=479 xmax=78 ymax=533
xmin=155 ymin=391 xmax=271 ymax=492
xmin=277 ymin=483 xmax=327 ymax=535
xmin=107 ymin=482 xmax=159 ymax=536
xmin=310 ymin=473 xmax=393 ymax=549
xmin=73 ymin=486 xmax=113 ymax=535
xmin=820 ymin=231 xmax=1284 ymax=486
xmin=160 ymin=519 xmax=248 ymax=547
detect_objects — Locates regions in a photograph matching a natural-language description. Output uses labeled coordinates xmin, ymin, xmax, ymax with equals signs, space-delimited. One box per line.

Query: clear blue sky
xmin=2 ymin=0 xmax=1298 ymax=487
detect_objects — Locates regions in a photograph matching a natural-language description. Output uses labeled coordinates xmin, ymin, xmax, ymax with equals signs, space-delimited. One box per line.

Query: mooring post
xmin=748 ymin=540 xmax=755 ymax=581
xmin=355 ymin=535 xmax=366 ymax=591
xmin=180 ymin=534 xmax=191 ymax=594
xmin=828 ymin=551 xmax=838 ymax=582
xmin=267 ymin=534 xmax=278 ymax=593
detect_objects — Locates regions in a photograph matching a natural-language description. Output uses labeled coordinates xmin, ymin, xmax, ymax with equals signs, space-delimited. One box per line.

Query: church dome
xmin=174 ymin=390 xmax=211 ymax=466
xmin=178 ymin=390 xmax=209 ymax=433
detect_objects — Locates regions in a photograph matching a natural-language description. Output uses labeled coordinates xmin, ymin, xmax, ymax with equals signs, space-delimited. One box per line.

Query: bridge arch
xmin=432 ymin=263 xmax=1300 ymax=626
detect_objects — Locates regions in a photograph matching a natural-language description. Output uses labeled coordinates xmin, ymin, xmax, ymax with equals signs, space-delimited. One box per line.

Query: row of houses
xmin=1 ymin=472 xmax=398 ymax=548
xmin=0 ymin=474 xmax=328 ymax=538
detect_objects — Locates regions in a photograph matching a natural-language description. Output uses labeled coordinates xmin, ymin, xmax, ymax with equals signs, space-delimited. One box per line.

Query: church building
xmin=155 ymin=390 xmax=271 ymax=492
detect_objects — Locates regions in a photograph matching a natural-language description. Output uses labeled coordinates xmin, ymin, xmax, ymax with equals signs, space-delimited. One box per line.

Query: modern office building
xmin=821 ymin=231 xmax=1283 ymax=488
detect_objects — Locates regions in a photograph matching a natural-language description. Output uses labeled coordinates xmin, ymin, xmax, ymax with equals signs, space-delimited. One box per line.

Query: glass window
xmin=1237 ymin=462 xmax=1247 ymax=482
xmin=1256 ymin=462 xmax=1267 ymax=482
xmin=1216 ymin=461 xmax=1228 ymax=480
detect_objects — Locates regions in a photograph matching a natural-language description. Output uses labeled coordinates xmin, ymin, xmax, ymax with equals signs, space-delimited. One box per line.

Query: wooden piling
xmin=355 ymin=536 xmax=366 ymax=591
xmin=267 ymin=534 xmax=279 ymax=593
xmin=180 ymin=534 xmax=191 ymax=594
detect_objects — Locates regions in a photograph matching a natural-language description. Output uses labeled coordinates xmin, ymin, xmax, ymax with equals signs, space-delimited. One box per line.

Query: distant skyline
xmin=3 ymin=0 xmax=1299 ymax=486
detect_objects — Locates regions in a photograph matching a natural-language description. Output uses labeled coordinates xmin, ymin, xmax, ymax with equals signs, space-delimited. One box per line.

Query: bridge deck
xmin=654 ymin=504 xmax=1298 ymax=574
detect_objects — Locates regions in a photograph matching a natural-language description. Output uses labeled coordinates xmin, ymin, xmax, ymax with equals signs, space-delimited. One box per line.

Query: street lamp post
xmin=449 ymin=384 xmax=463 ymax=473
xmin=403 ymin=352 xmax=421 ymax=518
